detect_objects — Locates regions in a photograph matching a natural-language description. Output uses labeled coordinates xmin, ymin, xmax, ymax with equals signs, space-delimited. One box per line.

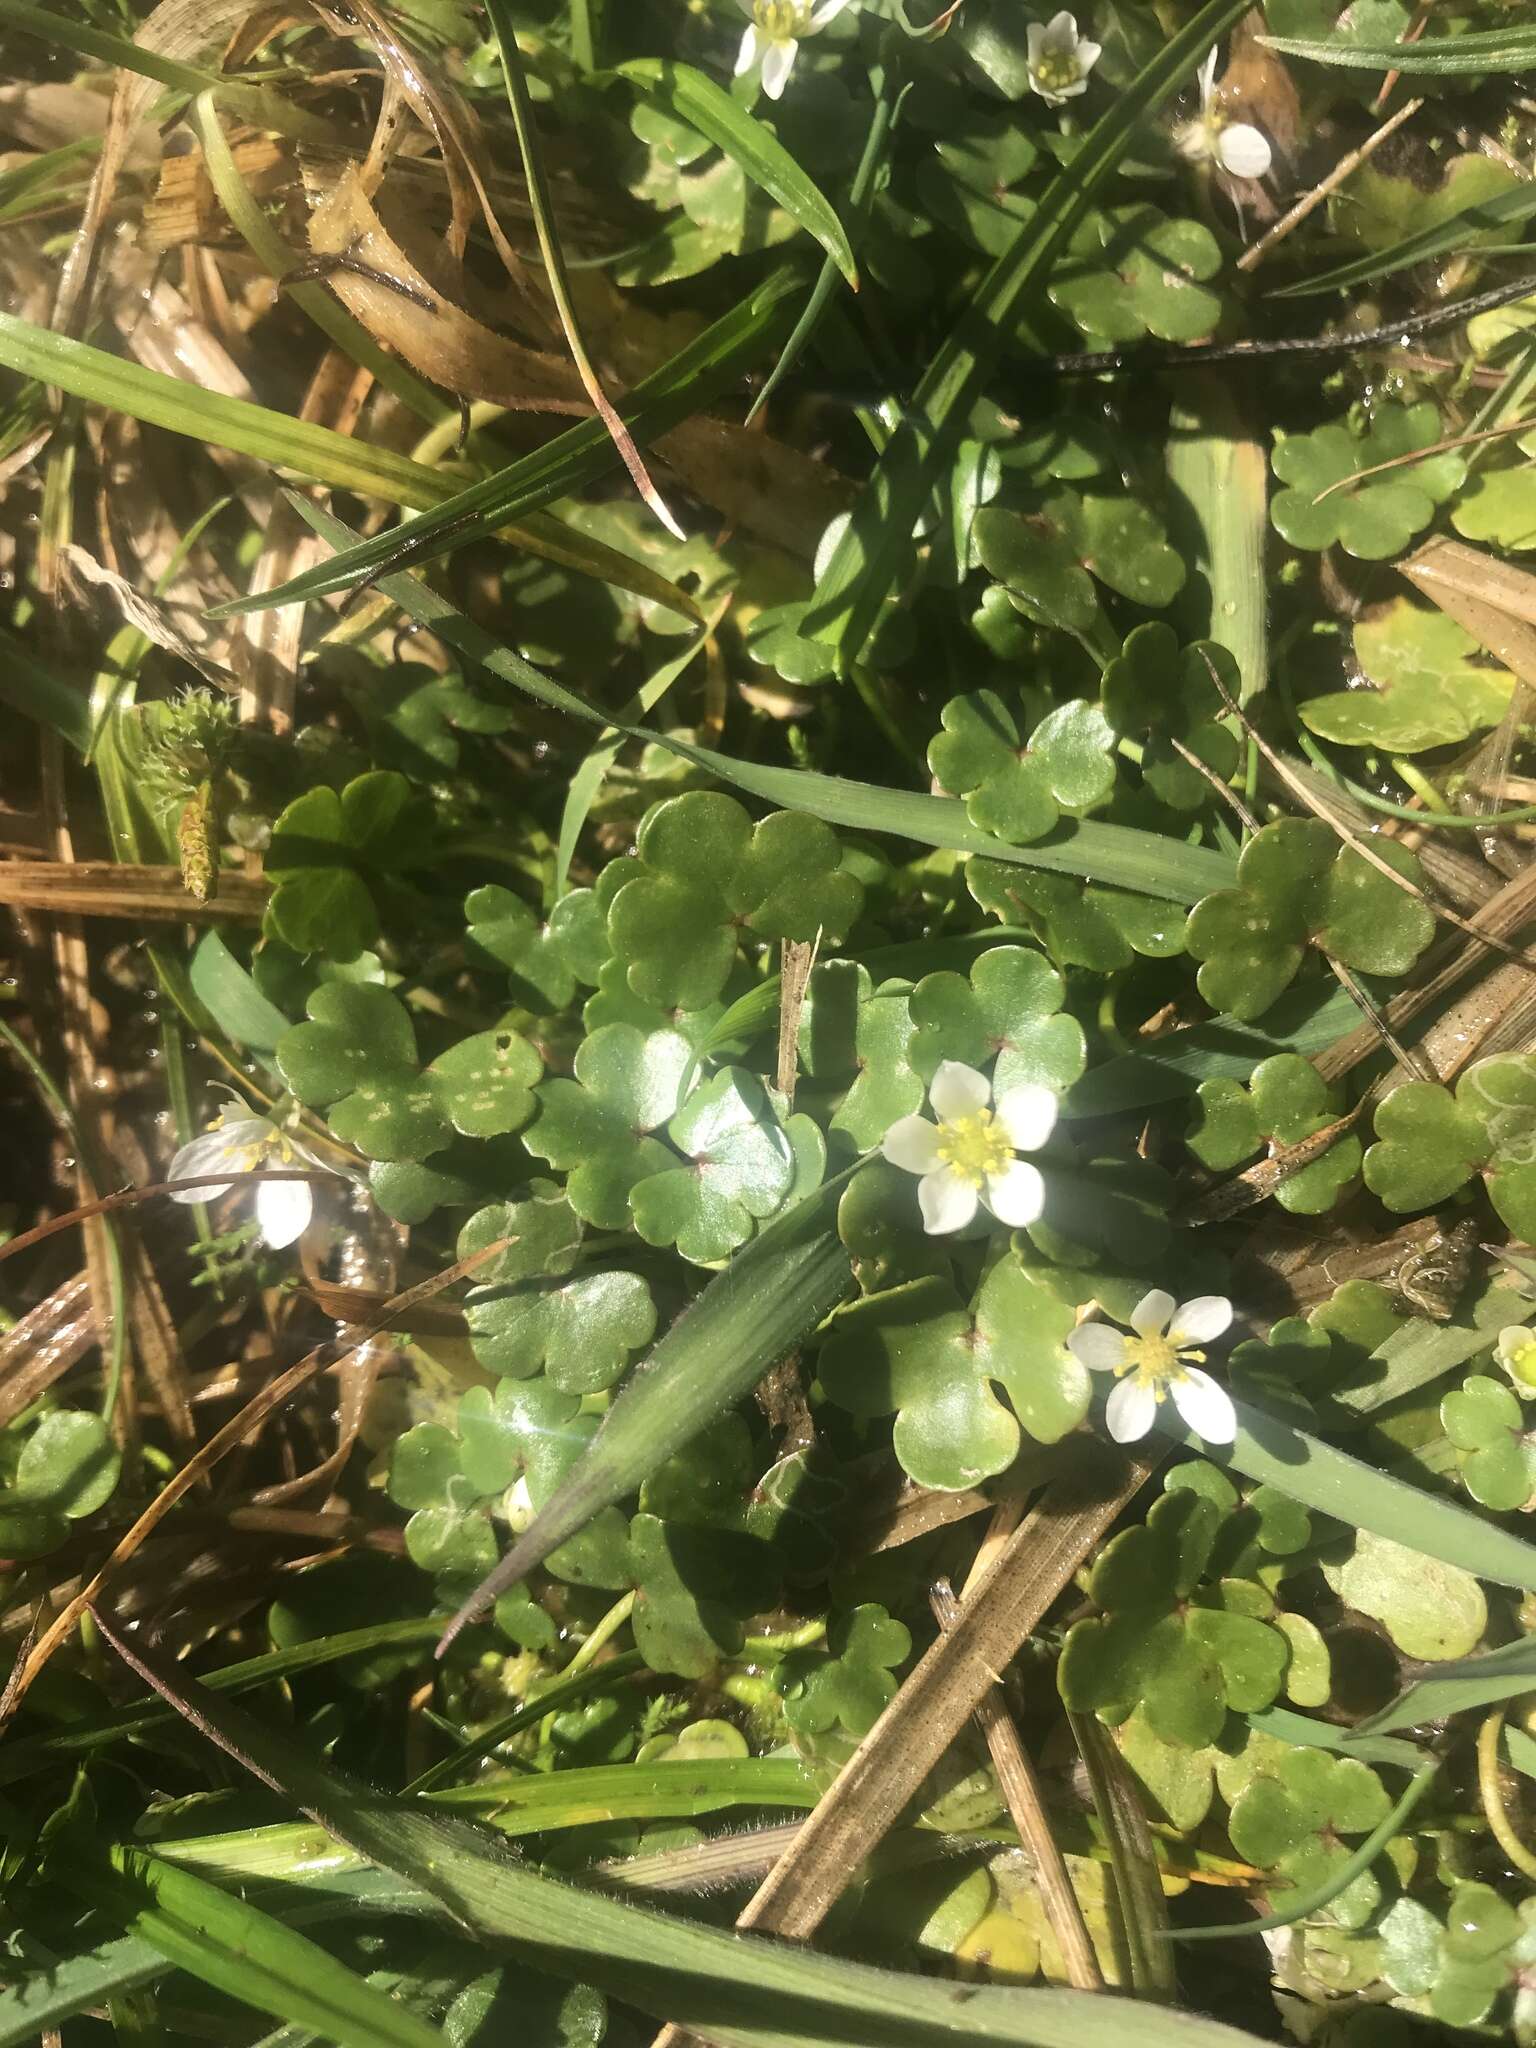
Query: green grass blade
xmin=95 ymin=1849 xmax=448 ymax=2048
xmin=93 ymin=1619 xmax=1276 ymax=2048
xmin=800 ymin=0 xmax=1252 ymax=669
xmin=209 ymin=268 xmax=804 ymax=615
xmin=289 ymin=502 xmax=1237 ymax=904
xmin=0 ymin=1931 xmax=164 ymax=2044
xmin=1270 ymin=182 xmax=1536 ymax=298
xmin=0 ymin=1616 xmax=441 ymax=1782
xmin=1244 ymin=1706 xmax=1427 ymax=1771
xmin=159 ymin=1758 xmax=819 ymax=1876
xmin=1175 ymin=1400 xmax=1536 ymax=1593
xmin=0 ymin=313 xmax=699 ymax=618
xmin=0 ymin=625 xmax=92 ymax=752
xmin=437 ymin=1176 xmax=855 ymax=1647
xmin=1355 ymin=1635 xmax=1536 ymax=1736
xmin=554 ymin=609 xmax=722 ymax=896
xmin=0 ymin=0 xmax=329 ymax=142
xmin=615 ymin=60 xmax=858 ymax=288
xmin=1262 ymin=23 xmax=1536 ymax=72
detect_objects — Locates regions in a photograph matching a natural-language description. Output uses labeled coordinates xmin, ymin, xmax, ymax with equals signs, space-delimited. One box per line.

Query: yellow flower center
xmin=934 ymin=1109 xmax=1014 ymax=1189
xmin=753 ymin=0 xmax=812 ymax=40
xmin=1033 ymin=49 xmax=1082 ymax=91
xmin=1117 ymin=1332 xmax=1202 ymax=1396
xmin=1508 ymin=1338 xmax=1536 ymax=1390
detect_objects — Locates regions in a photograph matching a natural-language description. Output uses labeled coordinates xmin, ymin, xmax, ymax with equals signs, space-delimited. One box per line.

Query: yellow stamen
xmin=1116 ymin=1333 xmax=1204 ymax=1392
xmin=934 ymin=1109 xmax=1014 ymax=1190
xmin=1033 ymin=50 xmax=1082 ymax=91
xmin=753 ymin=0 xmax=812 ymax=39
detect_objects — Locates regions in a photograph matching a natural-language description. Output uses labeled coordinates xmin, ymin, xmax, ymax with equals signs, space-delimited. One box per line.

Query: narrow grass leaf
xmin=292 ymin=503 xmax=1237 ymax=904
xmin=209 ymin=268 xmax=804 ymax=615
xmin=0 ymin=0 xmax=329 ymax=141
xmin=1272 ymin=182 xmax=1536 ymax=298
xmin=615 ymin=60 xmax=857 ymax=288
xmin=95 ymin=1848 xmax=448 ymax=2048
xmin=1066 ymin=988 xmax=1364 ymax=1116
xmin=92 ymin=1616 xmax=1276 ymax=2048
xmin=802 ymin=0 xmax=1251 ymax=669
xmin=1262 ymin=24 xmax=1536 ymax=73
xmin=1244 ymin=1706 xmax=1427 ymax=1771
xmin=437 ymin=1177 xmax=855 ymax=1648
xmin=1355 ymin=1635 xmax=1536 ymax=1736
xmin=1172 ymin=1400 xmax=1536 ymax=1592
xmin=0 ymin=314 xmax=698 ymax=617
xmin=0 ymin=625 xmax=92 ymax=753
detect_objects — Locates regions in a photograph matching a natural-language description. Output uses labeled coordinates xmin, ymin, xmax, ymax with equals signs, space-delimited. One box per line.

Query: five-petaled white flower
xmin=1176 ymin=48 xmax=1272 ymax=180
xmin=1026 ymin=11 xmax=1101 ymax=105
xmin=881 ymin=1060 xmax=1056 ymax=1236
xmin=1497 ymin=1325 xmax=1536 ymax=1399
xmin=1068 ymin=1290 xmax=1237 ymax=1445
xmin=734 ymin=0 xmax=852 ymax=100
xmin=168 ymin=1098 xmax=325 ymax=1249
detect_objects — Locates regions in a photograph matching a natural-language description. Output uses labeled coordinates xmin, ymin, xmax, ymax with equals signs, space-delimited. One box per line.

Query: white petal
xmin=1026 ymin=20 xmax=1046 ymax=61
xmin=1198 ymin=46 xmax=1218 ymax=105
xmin=1105 ymin=1376 xmax=1157 ymax=1444
xmin=166 ymin=1126 xmax=245 ymax=1201
xmin=1170 ymin=1368 xmax=1237 ymax=1445
xmin=1076 ymin=37 xmax=1102 ymax=70
xmin=918 ymin=1166 xmax=979 ymax=1236
xmin=808 ymin=0 xmax=852 ymax=27
xmin=1218 ymin=122 xmax=1271 ymax=179
xmin=1067 ymin=1324 xmax=1130 ymax=1373
xmin=929 ymin=1060 xmax=990 ymax=1121
xmin=881 ymin=1114 xmax=943 ymax=1175
xmin=1130 ymin=1288 xmax=1176 ymax=1338
xmin=1055 ymin=77 xmax=1089 ymax=97
xmin=982 ymin=1159 xmax=1045 ymax=1228
xmin=760 ymin=37 xmax=797 ymax=96
xmin=995 ymin=1083 xmax=1057 ymax=1153
xmin=1167 ymin=1295 xmax=1233 ymax=1347
xmin=255 ymin=1177 xmax=313 ymax=1250
xmin=734 ymin=24 xmax=761 ymax=75
xmin=1044 ymin=10 xmax=1077 ymax=46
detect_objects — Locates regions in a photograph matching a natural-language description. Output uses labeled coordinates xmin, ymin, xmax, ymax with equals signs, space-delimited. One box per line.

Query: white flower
xmin=1497 ymin=1326 xmax=1536 ymax=1399
xmin=1176 ymin=48 xmax=1272 ymax=180
xmin=1026 ymin=11 xmax=1101 ymax=105
xmin=881 ymin=1060 xmax=1056 ymax=1236
xmin=168 ymin=1099 xmax=323 ymax=1249
xmin=734 ymin=0 xmax=853 ymax=100
xmin=1068 ymin=1290 xmax=1237 ymax=1445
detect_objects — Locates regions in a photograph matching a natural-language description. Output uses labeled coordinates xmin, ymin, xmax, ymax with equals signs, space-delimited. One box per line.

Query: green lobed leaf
xmin=615 ymin=61 xmax=857 ymax=286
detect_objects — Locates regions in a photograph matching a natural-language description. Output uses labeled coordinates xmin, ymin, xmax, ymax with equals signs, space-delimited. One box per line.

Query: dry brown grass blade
xmin=1404 ymin=538 xmax=1536 ymax=683
xmin=0 ymin=1232 xmax=510 ymax=1730
xmin=1237 ymin=93 xmax=1422 ymax=273
xmin=302 ymin=168 xmax=852 ymax=553
xmin=646 ymin=1443 xmax=1154 ymax=2048
xmin=51 ymin=0 xmax=267 ymax=336
xmin=775 ymin=938 xmax=817 ymax=1102
xmin=0 ymin=861 xmax=267 ymax=920
xmin=931 ymin=1575 xmax=1104 ymax=1992
xmin=0 ymin=1274 xmax=99 ymax=1431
